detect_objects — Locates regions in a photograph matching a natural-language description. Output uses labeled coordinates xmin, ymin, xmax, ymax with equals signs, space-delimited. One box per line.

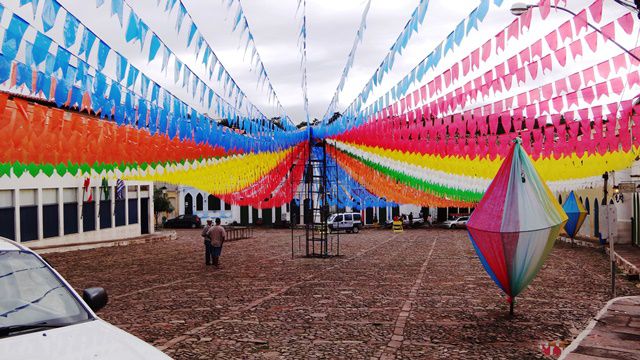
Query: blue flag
xmin=3 ymin=15 xmax=29 ymax=61
xmin=42 ymin=0 xmax=60 ymax=33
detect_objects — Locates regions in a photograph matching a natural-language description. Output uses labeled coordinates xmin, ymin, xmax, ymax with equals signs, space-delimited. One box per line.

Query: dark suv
xmin=164 ymin=215 xmax=201 ymax=228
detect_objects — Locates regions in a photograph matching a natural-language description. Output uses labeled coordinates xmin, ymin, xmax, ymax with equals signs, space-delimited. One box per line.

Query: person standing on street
xmin=202 ymin=219 xmax=214 ymax=265
xmin=207 ymin=218 xmax=226 ymax=268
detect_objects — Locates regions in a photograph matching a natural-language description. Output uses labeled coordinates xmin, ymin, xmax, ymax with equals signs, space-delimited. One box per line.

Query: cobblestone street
xmin=44 ymin=229 xmax=640 ymax=359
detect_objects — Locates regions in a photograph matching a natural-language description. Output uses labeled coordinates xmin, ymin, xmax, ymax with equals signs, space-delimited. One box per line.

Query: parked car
xmin=327 ymin=212 xmax=363 ymax=233
xmin=441 ymin=216 xmax=470 ymax=229
xmin=164 ymin=214 xmax=201 ymax=228
xmin=0 ymin=238 xmax=171 ymax=359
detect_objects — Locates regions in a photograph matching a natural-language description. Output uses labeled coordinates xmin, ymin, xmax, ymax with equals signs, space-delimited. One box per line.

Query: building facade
xmin=0 ymin=173 xmax=153 ymax=247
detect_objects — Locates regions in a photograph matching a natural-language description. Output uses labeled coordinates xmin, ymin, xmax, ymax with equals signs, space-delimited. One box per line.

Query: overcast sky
xmin=4 ymin=0 xmax=639 ymax=124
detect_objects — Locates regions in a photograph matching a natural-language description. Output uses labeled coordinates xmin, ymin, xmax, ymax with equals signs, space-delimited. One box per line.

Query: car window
xmin=460 ymin=217 xmax=469 ymax=221
xmin=0 ymin=251 xmax=91 ymax=334
xmin=353 ymin=214 xmax=361 ymax=221
xmin=344 ymin=214 xmax=352 ymax=221
xmin=334 ymin=215 xmax=343 ymax=222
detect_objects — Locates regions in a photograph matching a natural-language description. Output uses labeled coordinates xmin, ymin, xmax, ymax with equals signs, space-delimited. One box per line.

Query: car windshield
xmin=0 ymin=251 xmax=92 ymax=337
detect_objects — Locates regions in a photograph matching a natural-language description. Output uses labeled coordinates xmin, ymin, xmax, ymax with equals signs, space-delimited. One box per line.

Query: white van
xmin=327 ymin=212 xmax=363 ymax=233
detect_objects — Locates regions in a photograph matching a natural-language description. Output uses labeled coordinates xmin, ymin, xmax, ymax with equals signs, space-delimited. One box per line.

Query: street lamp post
xmin=510 ymin=2 xmax=640 ymax=63
xmin=603 ymin=172 xmax=616 ymax=298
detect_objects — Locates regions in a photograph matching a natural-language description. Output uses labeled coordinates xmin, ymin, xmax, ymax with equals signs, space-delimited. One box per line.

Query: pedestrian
xmin=202 ymin=219 xmax=214 ymax=266
xmin=426 ymin=214 xmax=433 ymax=228
xmin=408 ymin=212 xmax=414 ymax=225
xmin=207 ymin=218 xmax=226 ymax=268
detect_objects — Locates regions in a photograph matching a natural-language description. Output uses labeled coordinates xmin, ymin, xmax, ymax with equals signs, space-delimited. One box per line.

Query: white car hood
xmin=0 ymin=319 xmax=171 ymax=360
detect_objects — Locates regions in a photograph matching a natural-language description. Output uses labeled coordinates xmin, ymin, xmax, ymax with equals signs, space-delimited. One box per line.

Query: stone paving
xmin=562 ymin=296 xmax=640 ymax=359
xmin=43 ymin=228 xmax=640 ymax=359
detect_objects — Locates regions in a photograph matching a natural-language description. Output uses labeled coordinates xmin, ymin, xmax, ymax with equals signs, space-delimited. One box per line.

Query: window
xmin=208 ymin=195 xmax=221 ymax=211
xmin=224 ymin=202 xmax=231 ymax=210
xmin=344 ymin=214 xmax=352 ymax=221
xmin=334 ymin=215 xmax=343 ymax=222
xmin=196 ymin=193 xmax=204 ymax=211
xmin=354 ymin=214 xmax=361 ymax=221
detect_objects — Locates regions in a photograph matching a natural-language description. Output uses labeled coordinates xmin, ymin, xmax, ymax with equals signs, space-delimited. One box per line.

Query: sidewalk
xmin=559 ymin=235 xmax=640 ymax=279
xmin=560 ymin=296 xmax=640 ymax=359
xmin=32 ymin=231 xmax=177 ymax=254
xmin=610 ymin=245 xmax=640 ymax=280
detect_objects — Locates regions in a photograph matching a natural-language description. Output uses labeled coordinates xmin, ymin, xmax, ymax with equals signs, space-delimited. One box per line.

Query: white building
xmin=0 ymin=173 xmax=153 ymax=248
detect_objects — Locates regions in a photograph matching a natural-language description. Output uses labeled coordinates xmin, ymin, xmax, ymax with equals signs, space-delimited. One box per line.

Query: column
xmin=37 ymin=188 xmax=44 ymax=240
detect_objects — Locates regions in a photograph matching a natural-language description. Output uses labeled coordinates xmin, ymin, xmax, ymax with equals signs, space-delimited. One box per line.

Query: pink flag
xmin=482 ymin=40 xmax=492 ymax=62
xmin=627 ymin=71 xmax=640 ymax=87
xmin=555 ymin=47 xmax=567 ymax=67
xmin=555 ymin=78 xmax=568 ymax=95
xmin=595 ymin=82 xmax=608 ymax=99
xmin=585 ymin=31 xmax=598 ymax=53
xmin=471 ymin=49 xmax=480 ymax=69
xmin=518 ymin=92 xmax=528 ymax=108
xmin=451 ymin=62 xmax=459 ymax=82
xmin=539 ymin=100 xmax=550 ymax=115
xmin=566 ymin=91 xmax=579 ymax=107
xmin=528 ymin=42 xmax=541 ymax=65
xmin=569 ymin=39 xmax=583 ymax=59
xmin=529 ymin=88 xmax=540 ymax=103
xmin=508 ymin=55 xmax=519 ymax=73
xmin=606 ymin=102 xmax=619 ymax=118
xmin=558 ymin=21 xmax=573 ymax=42
xmin=574 ymin=9 xmax=589 ymax=35
xmin=420 ymin=85 xmax=427 ymax=102
xmin=583 ymin=66 xmax=596 ymax=85
xmin=507 ymin=19 xmax=520 ymax=40
xmin=618 ymin=13 xmax=634 ymax=35
xmin=504 ymin=96 xmax=514 ymax=109
xmin=569 ymin=72 xmax=582 ymax=91
xmin=589 ymin=0 xmax=603 ymax=23
xmin=516 ymin=67 xmax=526 ymax=85
xmin=545 ymin=31 xmax=558 ymax=51
xmin=495 ymin=30 xmax=506 ymax=54
xmin=541 ymin=54 xmax=553 ymax=73
xmin=520 ymin=8 xmax=532 ymax=32
xmin=513 ymin=114 xmax=522 ymax=132
xmin=601 ymin=21 xmax=616 ymax=43
xmin=612 ymin=53 xmax=628 ymax=74
xmin=581 ymin=87 xmax=595 ymax=104
xmin=597 ymin=60 xmax=611 ymax=79
xmin=519 ymin=47 xmax=531 ymax=65
xmin=539 ymin=0 xmax=551 ymax=20
xmin=610 ymin=77 xmax=623 ymax=95
xmin=553 ymin=96 xmax=565 ymax=112
xmin=542 ymin=83 xmax=554 ymax=100
xmin=503 ymin=74 xmax=513 ymax=91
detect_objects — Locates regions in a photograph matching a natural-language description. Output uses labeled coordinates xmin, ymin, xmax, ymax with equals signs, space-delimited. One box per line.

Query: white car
xmin=327 ymin=212 xmax=363 ymax=233
xmin=0 ymin=238 xmax=171 ymax=359
xmin=441 ymin=216 xmax=470 ymax=229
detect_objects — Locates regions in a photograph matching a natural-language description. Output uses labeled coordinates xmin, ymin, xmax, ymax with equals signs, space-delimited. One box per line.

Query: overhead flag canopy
xmin=466 ymin=139 xmax=568 ymax=315
xmin=0 ymin=0 xmax=638 ymax=212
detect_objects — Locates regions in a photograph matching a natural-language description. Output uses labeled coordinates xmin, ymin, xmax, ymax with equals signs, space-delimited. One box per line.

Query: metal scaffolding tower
xmin=303 ymin=139 xmax=339 ymax=257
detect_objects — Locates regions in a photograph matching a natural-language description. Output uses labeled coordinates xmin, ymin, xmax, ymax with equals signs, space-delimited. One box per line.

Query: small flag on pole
xmin=116 ymin=179 xmax=125 ymax=200
xmin=83 ymin=178 xmax=93 ymax=202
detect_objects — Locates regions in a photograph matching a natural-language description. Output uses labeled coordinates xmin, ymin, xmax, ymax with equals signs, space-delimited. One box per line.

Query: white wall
xmin=0 ymin=173 xmax=153 ymax=247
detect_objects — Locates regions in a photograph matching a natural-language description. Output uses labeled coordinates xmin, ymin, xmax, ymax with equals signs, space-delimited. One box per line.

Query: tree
xmin=154 ymin=188 xmax=174 ymax=226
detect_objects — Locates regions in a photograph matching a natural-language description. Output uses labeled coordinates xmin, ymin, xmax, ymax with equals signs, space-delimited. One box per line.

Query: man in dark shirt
xmin=202 ymin=219 xmax=214 ymax=265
